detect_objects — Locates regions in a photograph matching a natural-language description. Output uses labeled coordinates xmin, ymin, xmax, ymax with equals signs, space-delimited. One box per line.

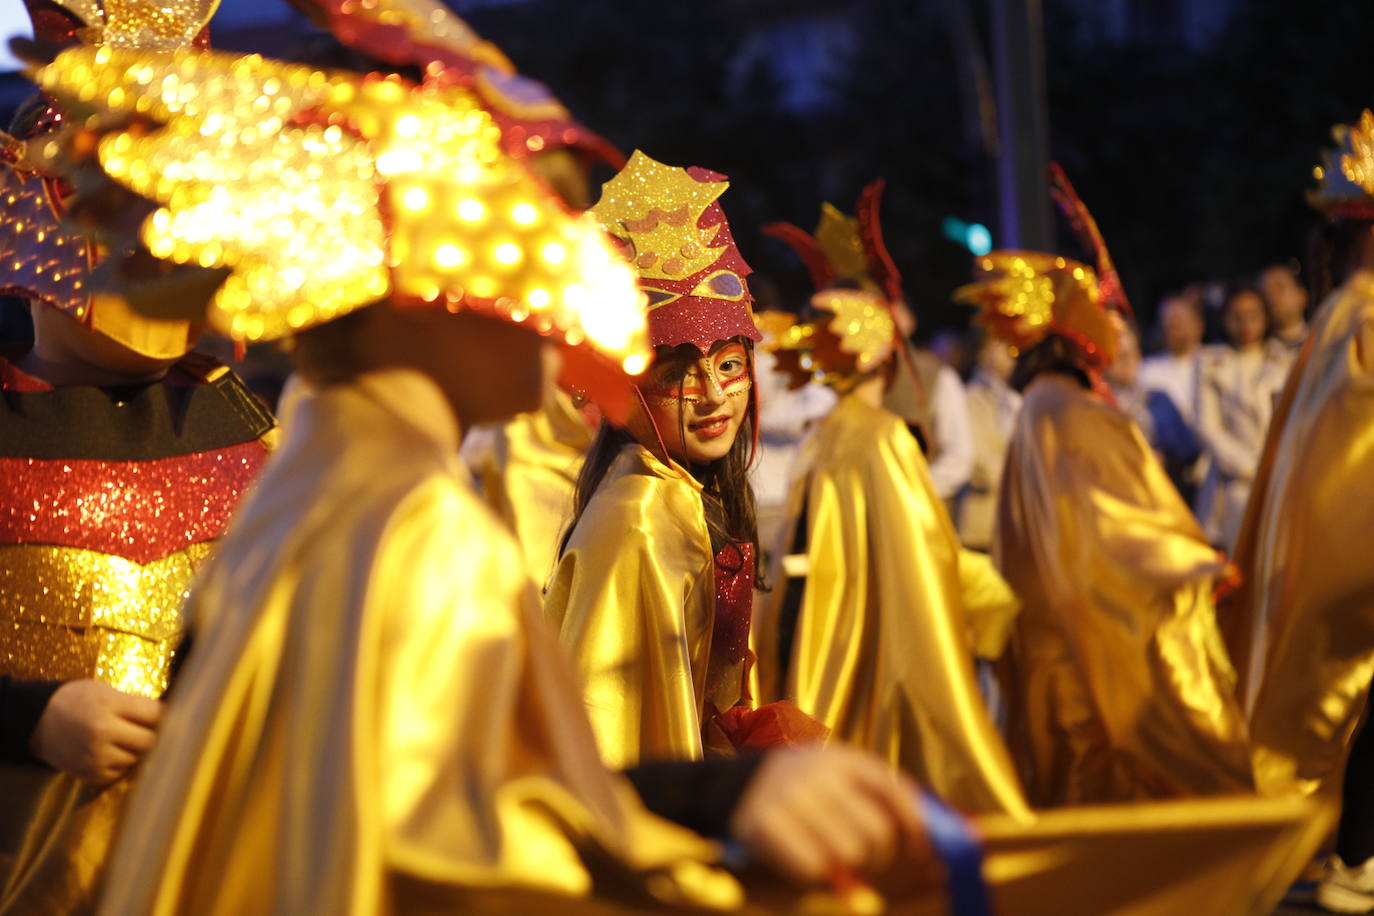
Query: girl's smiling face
xmin=630 ymin=339 xmax=752 ymax=465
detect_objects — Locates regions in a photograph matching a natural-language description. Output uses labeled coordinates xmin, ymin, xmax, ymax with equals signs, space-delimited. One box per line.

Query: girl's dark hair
xmin=1009 ymin=333 xmax=1093 ymax=393
xmin=561 ymin=338 xmax=763 ymax=587
xmin=1307 ymin=218 xmax=1374 ymax=305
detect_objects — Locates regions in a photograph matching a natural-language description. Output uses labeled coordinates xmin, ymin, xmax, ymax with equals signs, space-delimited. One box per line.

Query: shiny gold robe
xmin=544 ymin=444 xmax=724 ymax=769
xmin=755 ymin=394 xmax=1029 ymax=818
xmin=994 ymin=374 xmax=1253 ymax=807
xmin=465 ymin=386 xmax=594 ymax=587
xmin=1226 ymin=272 xmax=1374 ymax=798
xmin=95 ymin=372 xmax=737 ymax=916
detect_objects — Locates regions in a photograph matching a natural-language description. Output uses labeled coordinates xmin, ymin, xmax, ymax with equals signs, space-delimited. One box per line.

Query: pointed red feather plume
xmin=762 ymin=221 xmax=836 ymax=292
xmin=1048 ymin=162 xmax=1132 ymax=318
xmin=856 ymin=179 xmax=904 ymax=305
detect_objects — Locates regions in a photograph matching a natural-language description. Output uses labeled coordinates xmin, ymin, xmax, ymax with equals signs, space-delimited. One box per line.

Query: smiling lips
xmin=689 ymin=414 xmax=732 ymax=439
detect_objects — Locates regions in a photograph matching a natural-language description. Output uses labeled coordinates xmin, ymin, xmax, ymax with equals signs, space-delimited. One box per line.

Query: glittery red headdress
xmin=289 ymin=0 xmax=625 ymax=169
xmin=1048 ymin=162 xmax=1132 ymax=317
xmin=590 ymin=150 xmax=761 ymax=354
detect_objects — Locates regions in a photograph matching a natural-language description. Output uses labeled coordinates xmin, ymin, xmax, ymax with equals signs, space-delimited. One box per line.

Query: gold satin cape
xmin=994 ymin=374 xmax=1253 ymax=807
xmin=1226 ymin=272 xmax=1374 ymax=798
xmin=544 ymin=444 xmax=730 ymax=769
xmin=754 ymin=394 xmax=1029 ymax=818
xmin=466 ymin=386 xmax=594 ymax=588
xmin=95 ymin=372 xmax=737 ymax=916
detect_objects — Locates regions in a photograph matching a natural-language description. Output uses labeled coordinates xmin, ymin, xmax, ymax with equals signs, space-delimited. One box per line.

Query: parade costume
xmin=1226 ymin=112 xmax=1374 ymax=802
xmin=753 ymin=184 xmax=1026 ymax=818
xmin=27 ymin=39 xmax=763 ymax=915
xmin=0 ymin=3 xmax=279 ymax=913
xmin=543 ymin=151 xmax=828 ymax=769
xmin=959 ymin=249 xmax=1253 ymax=806
xmin=299 ymin=0 xmax=625 ymax=584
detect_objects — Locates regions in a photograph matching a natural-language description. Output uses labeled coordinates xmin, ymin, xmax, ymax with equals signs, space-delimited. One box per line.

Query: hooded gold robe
xmin=754 ymin=394 xmax=1029 ymax=818
xmin=465 ymin=387 xmax=594 ymax=587
xmin=544 ymin=444 xmax=731 ymax=769
xmin=1224 ymin=272 xmax=1374 ymax=798
xmin=994 ymin=374 xmax=1253 ymax=807
xmin=95 ymin=372 xmax=738 ymax=916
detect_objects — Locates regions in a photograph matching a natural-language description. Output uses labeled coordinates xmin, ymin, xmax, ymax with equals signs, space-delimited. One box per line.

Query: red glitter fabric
xmin=0 ymin=441 xmax=267 ymax=564
xmin=711 ymin=540 xmax=755 ymax=669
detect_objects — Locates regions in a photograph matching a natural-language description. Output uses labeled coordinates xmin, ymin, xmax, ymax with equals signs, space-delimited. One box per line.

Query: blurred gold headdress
xmin=954 ymin=251 xmax=1117 ymax=370
xmin=1309 ymin=109 xmax=1374 ymax=220
xmin=34 ymin=45 xmax=650 ymax=413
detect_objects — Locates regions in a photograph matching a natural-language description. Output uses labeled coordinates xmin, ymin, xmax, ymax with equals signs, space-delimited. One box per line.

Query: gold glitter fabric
xmin=33 ymin=46 xmax=648 ymax=375
xmin=40 ymin=0 xmax=218 ymax=50
xmin=810 ymin=288 xmax=895 ymax=373
xmin=813 ymin=202 xmax=874 ymax=291
xmin=0 ymin=542 xmax=209 ymax=698
xmin=1309 ymin=109 xmax=1374 ymax=218
xmin=954 ymin=250 xmax=1117 ymax=370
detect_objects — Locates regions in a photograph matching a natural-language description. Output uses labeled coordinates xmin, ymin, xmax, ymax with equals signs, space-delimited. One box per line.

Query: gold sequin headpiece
xmin=34 ymin=46 xmax=651 ymax=414
xmin=954 ymin=251 xmax=1117 ymax=370
xmin=809 ymin=288 xmax=896 ymax=375
xmin=1309 ymin=110 xmax=1374 ymax=220
xmin=590 ymin=150 xmax=760 ymax=354
xmin=0 ymin=1 xmax=218 ymax=359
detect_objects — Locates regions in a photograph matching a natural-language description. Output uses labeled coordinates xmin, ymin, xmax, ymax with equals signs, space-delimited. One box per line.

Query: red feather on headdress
xmin=856 ymin=179 xmax=904 ymax=305
xmin=762 ymin=221 xmax=836 ymax=292
xmin=1048 ymin=162 xmax=1132 ymax=318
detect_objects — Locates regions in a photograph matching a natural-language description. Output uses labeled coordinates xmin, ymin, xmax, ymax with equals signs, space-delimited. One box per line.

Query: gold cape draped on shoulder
xmin=994 ymin=374 xmax=1253 ymax=807
xmin=95 ymin=372 xmax=737 ymax=916
xmin=755 ymin=394 xmax=1029 ymax=818
xmin=1225 ymin=272 xmax=1374 ymax=798
xmin=544 ymin=444 xmax=720 ymax=769
xmin=465 ymin=386 xmax=594 ymax=587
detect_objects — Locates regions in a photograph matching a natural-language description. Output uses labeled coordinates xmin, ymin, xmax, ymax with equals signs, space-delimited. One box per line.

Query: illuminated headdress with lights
xmin=0 ymin=0 xmax=218 ymax=359
xmin=1308 ymin=109 xmax=1374 ymax=220
xmin=953 ymin=251 xmax=1117 ymax=372
xmin=33 ymin=45 xmax=650 ymax=416
xmin=762 ymin=180 xmax=902 ymax=376
xmin=589 ymin=150 xmax=761 ymax=354
xmin=289 ymin=0 xmax=624 ymax=168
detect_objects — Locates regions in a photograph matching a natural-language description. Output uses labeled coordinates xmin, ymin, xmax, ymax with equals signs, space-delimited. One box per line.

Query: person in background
xmin=1196 ymin=286 xmax=1294 ymax=552
xmin=931 ymin=327 xmax=975 ymax=379
xmin=1139 ymin=294 xmax=1208 ymax=506
xmin=1105 ymin=310 xmax=1154 ymax=440
xmin=749 ymin=313 xmax=836 ymax=558
xmin=1258 ymin=261 xmax=1310 ymax=353
xmin=960 ymin=251 xmax=1253 ymax=807
xmin=884 ymin=302 xmax=976 ymax=503
xmin=956 ymin=329 xmax=1020 ymax=552
xmin=1221 ymin=112 xmax=1374 ymax=912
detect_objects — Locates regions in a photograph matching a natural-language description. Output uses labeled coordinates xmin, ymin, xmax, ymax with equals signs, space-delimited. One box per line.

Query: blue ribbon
xmin=918 ymin=790 xmax=992 ymax=916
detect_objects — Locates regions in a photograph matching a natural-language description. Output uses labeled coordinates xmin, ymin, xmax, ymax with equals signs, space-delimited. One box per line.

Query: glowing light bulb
xmin=457 ymin=198 xmax=486 ymax=222
xmin=402 ymin=187 xmax=429 ymax=211
xmin=493 ymin=242 xmax=522 ymax=265
xmin=434 ymin=244 xmax=466 ymax=268
xmin=512 ymin=202 xmax=537 ymax=225
xmin=541 ymin=242 xmax=566 ymax=265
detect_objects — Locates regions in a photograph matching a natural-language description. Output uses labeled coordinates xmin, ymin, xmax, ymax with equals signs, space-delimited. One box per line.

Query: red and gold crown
xmin=33 ymin=44 xmax=651 ymax=419
xmin=0 ymin=0 xmax=219 ymax=360
xmin=289 ymin=0 xmax=624 ymax=169
xmin=954 ymin=251 xmax=1116 ymax=371
xmin=589 ymin=150 xmax=760 ymax=354
xmin=1308 ymin=110 xmax=1374 ymax=220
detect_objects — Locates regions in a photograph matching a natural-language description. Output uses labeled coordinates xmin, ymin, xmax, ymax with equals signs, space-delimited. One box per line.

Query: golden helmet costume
xmin=959 ymin=218 xmax=1254 ymax=805
xmin=1225 ymin=111 xmax=1374 ymax=800
xmin=23 ymin=23 xmax=766 ymax=915
xmin=752 ymin=182 xmax=1027 ymax=818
